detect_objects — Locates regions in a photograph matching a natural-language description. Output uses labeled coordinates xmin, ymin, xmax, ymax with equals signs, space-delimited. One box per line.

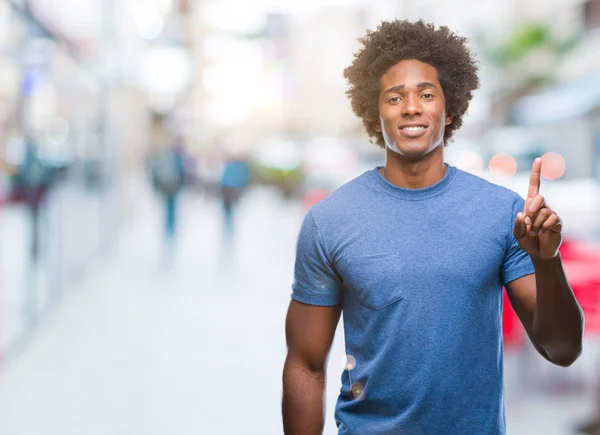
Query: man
xmin=282 ymin=20 xmax=584 ymax=435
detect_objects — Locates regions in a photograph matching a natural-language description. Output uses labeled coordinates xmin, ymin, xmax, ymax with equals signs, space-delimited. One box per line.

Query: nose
xmin=401 ymin=94 xmax=422 ymax=117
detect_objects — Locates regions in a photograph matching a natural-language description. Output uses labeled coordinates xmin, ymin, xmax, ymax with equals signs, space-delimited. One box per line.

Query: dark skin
xmin=282 ymin=303 xmax=341 ymax=435
xmin=375 ymin=59 xmax=451 ymax=188
xmin=508 ymin=157 xmax=583 ymax=367
xmin=282 ymin=59 xmax=584 ymax=434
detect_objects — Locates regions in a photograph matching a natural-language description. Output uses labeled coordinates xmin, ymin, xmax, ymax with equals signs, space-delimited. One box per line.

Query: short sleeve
xmin=501 ymin=194 xmax=535 ymax=285
xmin=291 ymin=210 xmax=343 ymax=306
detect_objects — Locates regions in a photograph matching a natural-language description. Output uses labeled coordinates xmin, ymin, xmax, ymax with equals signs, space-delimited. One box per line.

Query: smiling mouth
xmin=398 ymin=125 xmax=428 ymax=137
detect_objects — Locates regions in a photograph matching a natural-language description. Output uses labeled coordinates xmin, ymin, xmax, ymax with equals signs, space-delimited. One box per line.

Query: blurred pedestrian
xmin=282 ymin=20 xmax=584 ymax=435
xmin=13 ymin=136 xmax=53 ymax=263
xmin=11 ymin=136 xmax=54 ymax=328
xmin=149 ymin=135 xmax=186 ymax=262
xmin=219 ymin=155 xmax=251 ymax=238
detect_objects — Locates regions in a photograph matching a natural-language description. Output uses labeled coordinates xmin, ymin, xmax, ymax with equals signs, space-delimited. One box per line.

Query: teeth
xmin=402 ymin=126 xmax=425 ymax=131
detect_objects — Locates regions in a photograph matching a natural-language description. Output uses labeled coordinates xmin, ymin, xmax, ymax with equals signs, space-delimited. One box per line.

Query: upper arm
xmin=291 ymin=209 xmax=343 ymax=306
xmin=506 ymin=274 xmax=551 ymax=360
xmin=285 ymin=301 xmax=341 ymax=372
xmin=505 ymin=274 xmax=536 ymax=333
xmin=286 ymin=209 xmax=343 ymax=370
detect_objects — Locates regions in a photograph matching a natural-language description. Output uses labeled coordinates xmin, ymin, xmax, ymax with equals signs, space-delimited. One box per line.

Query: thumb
xmin=513 ymin=212 xmax=527 ymax=239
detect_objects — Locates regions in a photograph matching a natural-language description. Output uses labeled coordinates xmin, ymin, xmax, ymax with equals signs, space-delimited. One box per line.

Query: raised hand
xmin=513 ymin=157 xmax=563 ymax=260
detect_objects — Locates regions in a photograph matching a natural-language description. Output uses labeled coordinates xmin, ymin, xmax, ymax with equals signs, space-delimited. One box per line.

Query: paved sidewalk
xmin=0 ymin=186 xmax=596 ymax=434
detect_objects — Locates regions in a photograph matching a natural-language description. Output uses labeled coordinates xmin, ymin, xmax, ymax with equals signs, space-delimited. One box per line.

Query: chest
xmin=331 ymin=204 xmax=508 ymax=310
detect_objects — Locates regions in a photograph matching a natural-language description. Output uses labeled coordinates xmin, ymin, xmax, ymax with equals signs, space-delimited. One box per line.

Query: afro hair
xmin=343 ymin=20 xmax=480 ymax=147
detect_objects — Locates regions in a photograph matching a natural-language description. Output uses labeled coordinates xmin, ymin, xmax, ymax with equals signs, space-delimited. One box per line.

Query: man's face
xmin=376 ymin=59 xmax=451 ymax=159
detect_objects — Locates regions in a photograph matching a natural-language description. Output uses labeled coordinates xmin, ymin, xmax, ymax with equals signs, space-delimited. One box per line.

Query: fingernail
xmin=525 ymin=217 xmax=531 ymax=225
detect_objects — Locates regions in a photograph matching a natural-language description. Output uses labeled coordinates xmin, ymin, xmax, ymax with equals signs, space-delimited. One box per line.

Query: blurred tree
xmin=474 ymin=22 xmax=582 ymax=124
xmin=483 ymin=24 xmax=580 ymax=68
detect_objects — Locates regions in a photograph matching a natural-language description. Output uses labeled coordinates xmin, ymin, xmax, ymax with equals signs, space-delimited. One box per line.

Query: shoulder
xmin=309 ymin=170 xmax=375 ymax=221
xmin=453 ymin=167 xmax=523 ymax=204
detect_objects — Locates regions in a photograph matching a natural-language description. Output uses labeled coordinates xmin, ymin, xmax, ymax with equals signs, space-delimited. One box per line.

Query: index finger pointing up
xmin=527 ymin=157 xmax=542 ymax=199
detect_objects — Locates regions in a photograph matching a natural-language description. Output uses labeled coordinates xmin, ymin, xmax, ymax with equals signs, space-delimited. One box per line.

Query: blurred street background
xmin=1 ymin=0 xmax=600 ymax=433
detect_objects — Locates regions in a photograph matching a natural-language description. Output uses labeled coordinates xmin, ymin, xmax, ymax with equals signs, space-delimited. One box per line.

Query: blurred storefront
xmin=511 ymin=71 xmax=600 ymax=179
xmin=0 ymin=1 xmax=103 ymax=360
xmin=508 ymin=0 xmax=600 ymax=176
xmin=0 ymin=0 xmax=158 ymax=362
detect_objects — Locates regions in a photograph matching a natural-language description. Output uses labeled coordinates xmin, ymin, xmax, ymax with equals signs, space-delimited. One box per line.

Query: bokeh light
xmin=345 ymin=355 xmax=356 ymax=371
xmin=351 ymin=382 xmax=366 ymax=401
xmin=541 ymin=152 xmax=566 ymax=180
xmin=488 ymin=153 xmax=518 ymax=177
xmin=46 ymin=117 xmax=70 ymax=145
xmin=454 ymin=150 xmax=484 ymax=175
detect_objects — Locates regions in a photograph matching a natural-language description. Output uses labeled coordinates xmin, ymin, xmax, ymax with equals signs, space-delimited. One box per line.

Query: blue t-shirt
xmin=291 ymin=164 xmax=534 ymax=435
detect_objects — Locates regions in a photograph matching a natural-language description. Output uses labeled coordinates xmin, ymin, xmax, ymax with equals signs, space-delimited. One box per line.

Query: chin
xmin=387 ymin=140 xmax=437 ymax=158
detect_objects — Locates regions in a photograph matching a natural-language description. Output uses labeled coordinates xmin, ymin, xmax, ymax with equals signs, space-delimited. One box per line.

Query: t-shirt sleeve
xmin=501 ymin=194 xmax=535 ymax=285
xmin=291 ymin=210 xmax=343 ymax=306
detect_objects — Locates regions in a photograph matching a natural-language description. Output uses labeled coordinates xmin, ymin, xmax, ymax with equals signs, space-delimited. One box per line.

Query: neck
xmin=380 ymin=146 xmax=446 ymax=189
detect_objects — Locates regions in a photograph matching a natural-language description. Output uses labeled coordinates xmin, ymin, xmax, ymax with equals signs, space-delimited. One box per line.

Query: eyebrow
xmin=382 ymin=82 xmax=438 ymax=95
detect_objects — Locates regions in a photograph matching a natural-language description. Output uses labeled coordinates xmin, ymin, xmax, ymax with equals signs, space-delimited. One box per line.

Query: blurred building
xmin=509 ymin=0 xmax=600 ymax=180
xmin=2 ymin=0 xmax=600 ymax=358
xmin=0 ymin=0 xmax=191 ymax=360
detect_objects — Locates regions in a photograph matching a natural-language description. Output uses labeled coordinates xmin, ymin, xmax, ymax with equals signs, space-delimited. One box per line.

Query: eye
xmin=421 ymin=93 xmax=434 ymax=100
xmin=388 ymin=96 xmax=401 ymax=104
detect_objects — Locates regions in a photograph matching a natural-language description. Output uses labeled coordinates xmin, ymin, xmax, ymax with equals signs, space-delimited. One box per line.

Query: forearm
xmin=531 ymin=253 xmax=584 ymax=366
xmin=282 ymin=357 xmax=326 ymax=435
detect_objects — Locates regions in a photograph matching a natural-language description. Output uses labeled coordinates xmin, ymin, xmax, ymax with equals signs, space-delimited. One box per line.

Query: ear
xmin=372 ymin=118 xmax=382 ymax=132
xmin=445 ymin=116 xmax=452 ymax=126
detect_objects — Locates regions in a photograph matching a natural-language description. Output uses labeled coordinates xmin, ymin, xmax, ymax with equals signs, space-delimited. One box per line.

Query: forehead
xmin=380 ymin=59 xmax=440 ymax=89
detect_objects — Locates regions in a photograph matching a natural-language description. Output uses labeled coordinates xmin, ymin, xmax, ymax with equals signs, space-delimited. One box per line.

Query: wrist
xmin=531 ymin=251 xmax=562 ymax=269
